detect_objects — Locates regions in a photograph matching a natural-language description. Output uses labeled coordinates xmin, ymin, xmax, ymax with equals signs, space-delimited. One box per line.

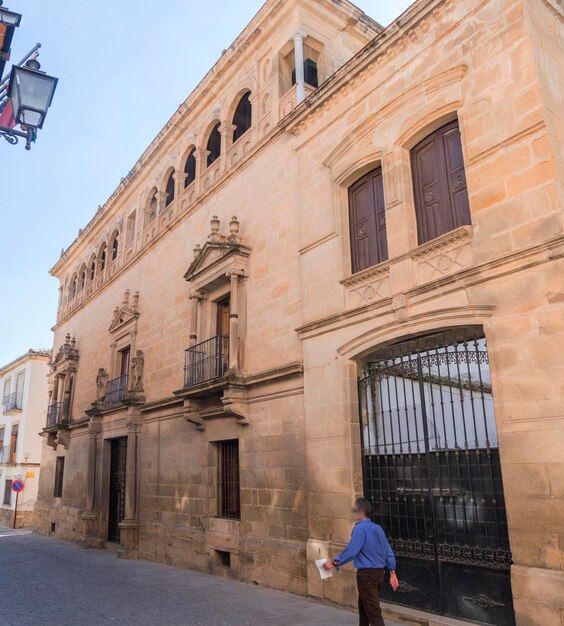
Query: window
xmin=0 ymin=427 xmax=4 ymax=447
xmin=184 ymin=148 xmax=196 ymax=187
xmin=3 ymin=480 xmax=12 ymax=506
xmin=206 ymin=122 xmax=222 ymax=167
xmin=349 ymin=167 xmax=389 ymax=274
xmin=3 ymin=379 xmax=10 ymax=404
xmin=69 ymin=274 xmax=77 ymax=300
xmin=15 ymin=372 xmax=24 ymax=409
xmin=218 ymin=439 xmax=240 ymax=520
xmin=125 ymin=212 xmax=136 ymax=246
xmin=54 ymin=456 xmax=65 ymax=498
xmin=90 ymin=257 xmax=96 ymax=281
xmin=411 ymin=119 xmax=471 ymax=244
xmin=145 ymin=190 xmax=158 ymax=226
xmin=165 ymin=171 xmax=175 ymax=207
xmin=79 ymin=265 xmax=87 ymax=290
xmin=232 ymin=92 xmax=252 ymax=143
xmin=111 ymin=233 xmax=119 ymax=261
xmin=98 ymin=244 xmax=107 ymax=273
xmin=291 ymin=58 xmax=318 ymax=88
xmin=9 ymin=424 xmax=18 ymax=463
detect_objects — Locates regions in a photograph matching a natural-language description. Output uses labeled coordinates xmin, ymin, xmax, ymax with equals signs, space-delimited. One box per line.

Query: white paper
xmin=315 ymin=558 xmax=333 ymax=580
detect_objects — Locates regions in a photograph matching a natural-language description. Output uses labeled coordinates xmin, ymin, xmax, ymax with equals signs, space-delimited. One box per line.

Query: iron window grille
xmin=218 ymin=439 xmax=240 ymax=520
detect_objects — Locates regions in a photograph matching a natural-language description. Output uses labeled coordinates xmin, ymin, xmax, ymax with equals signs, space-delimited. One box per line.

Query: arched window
xmin=184 ymin=148 xmax=196 ymax=187
xmin=206 ymin=122 xmax=221 ymax=167
xmin=348 ymin=167 xmax=388 ymax=274
xmin=145 ymin=189 xmax=158 ymax=226
xmin=69 ymin=275 xmax=77 ymax=300
xmin=165 ymin=171 xmax=175 ymax=207
xmin=90 ymin=257 xmax=96 ymax=281
xmin=111 ymin=233 xmax=119 ymax=261
xmin=411 ymin=119 xmax=470 ymax=244
xmin=98 ymin=244 xmax=107 ymax=273
xmin=232 ymin=91 xmax=252 ymax=143
xmin=79 ymin=265 xmax=87 ymax=291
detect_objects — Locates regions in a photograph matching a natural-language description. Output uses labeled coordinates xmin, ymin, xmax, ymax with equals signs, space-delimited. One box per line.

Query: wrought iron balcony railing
xmin=46 ymin=402 xmax=65 ymax=427
xmin=104 ymin=375 xmax=129 ymax=409
xmin=2 ymin=392 xmax=23 ymax=412
xmin=0 ymin=445 xmax=17 ymax=464
xmin=184 ymin=336 xmax=229 ymax=388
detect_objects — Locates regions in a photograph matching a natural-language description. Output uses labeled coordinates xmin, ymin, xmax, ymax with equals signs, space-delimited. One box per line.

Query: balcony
xmin=104 ymin=375 xmax=128 ymax=409
xmin=46 ymin=402 xmax=65 ymax=427
xmin=184 ymin=336 xmax=229 ymax=388
xmin=0 ymin=445 xmax=16 ymax=465
xmin=3 ymin=392 xmax=23 ymax=413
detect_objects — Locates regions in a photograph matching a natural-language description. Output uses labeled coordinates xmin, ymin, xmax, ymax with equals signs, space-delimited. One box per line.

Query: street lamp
xmin=0 ymin=1 xmax=22 ymax=78
xmin=0 ymin=1 xmax=59 ymax=150
xmin=8 ymin=58 xmax=57 ymax=129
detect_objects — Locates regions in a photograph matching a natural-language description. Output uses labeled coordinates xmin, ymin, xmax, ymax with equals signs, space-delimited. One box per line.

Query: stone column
xmin=52 ymin=375 xmax=60 ymax=407
xmin=119 ymin=409 xmax=141 ymax=553
xmin=219 ymin=122 xmax=236 ymax=171
xmin=80 ymin=413 xmax=102 ymax=547
xmin=156 ymin=190 xmax=168 ymax=214
xmin=228 ymin=272 xmax=241 ymax=371
xmin=189 ymin=291 xmax=203 ymax=347
xmin=173 ymin=171 xmax=187 ymax=202
xmin=194 ymin=148 xmax=210 ymax=195
xmin=293 ymin=30 xmax=308 ymax=104
xmin=85 ymin=418 xmax=101 ymax=513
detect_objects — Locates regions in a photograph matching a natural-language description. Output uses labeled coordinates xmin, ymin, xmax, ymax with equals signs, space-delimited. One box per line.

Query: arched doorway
xmin=358 ymin=327 xmax=514 ymax=625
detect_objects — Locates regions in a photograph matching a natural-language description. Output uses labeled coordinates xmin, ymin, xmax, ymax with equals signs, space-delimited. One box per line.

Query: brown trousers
xmin=357 ymin=568 xmax=386 ymax=626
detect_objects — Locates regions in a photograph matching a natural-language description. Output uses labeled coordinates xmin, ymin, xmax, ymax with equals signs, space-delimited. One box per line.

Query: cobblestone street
xmin=0 ymin=531 xmax=401 ymax=626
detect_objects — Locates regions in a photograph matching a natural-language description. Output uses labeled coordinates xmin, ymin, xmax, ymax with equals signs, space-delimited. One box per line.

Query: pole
xmin=12 ymin=490 xmax=19 ymax=529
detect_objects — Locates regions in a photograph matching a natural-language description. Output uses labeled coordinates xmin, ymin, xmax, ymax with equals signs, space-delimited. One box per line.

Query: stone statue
xmin=130 ymin=350 xmax=145 ymax=392
xmin=96 ymin=368 xmax=108 ymax=401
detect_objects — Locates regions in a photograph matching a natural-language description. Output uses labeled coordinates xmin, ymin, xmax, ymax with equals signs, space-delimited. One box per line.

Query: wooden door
xmin=348 ymin=168 xmax=388 ymax=274
xmin=108 ymin=437 xmax=127 ymax=542
xmin=9 ymin=424 xmax=18 ymax=464
xmin=119 ymin=347 xmax=131 ymax=378
xmin=411 ymin=120 xmax=470 ymax=244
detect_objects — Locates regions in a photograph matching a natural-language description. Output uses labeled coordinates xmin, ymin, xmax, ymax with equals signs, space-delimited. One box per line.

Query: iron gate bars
xmin=358 ymin=329 xmax=511 ymax=569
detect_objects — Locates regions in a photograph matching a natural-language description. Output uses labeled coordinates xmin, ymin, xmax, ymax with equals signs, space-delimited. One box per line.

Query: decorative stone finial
xmin=123 ymin=289 xmax=130 ymax=308
xmin=228 ymin=216 xmax=241 ymax=244
xmin=70 ymin=337 xmax=76 ymax=349
xmin=132 ymin=291 xmax=140 ymax=313
xmin=193 ymin=243 xmax=202 ymax=259
xmin=209 ymin=215 xmax=221 ymax=241
xmin=64 ymin=334 xmax=71 ymax=346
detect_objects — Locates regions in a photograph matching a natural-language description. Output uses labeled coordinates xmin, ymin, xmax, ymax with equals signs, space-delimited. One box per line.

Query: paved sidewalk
xmin=0 ymin=531 xmax=400 ymax=626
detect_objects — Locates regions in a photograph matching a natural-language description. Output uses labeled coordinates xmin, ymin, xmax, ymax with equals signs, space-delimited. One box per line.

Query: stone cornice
xmin=49 ymin=0 xmax=379 ymax=277
xmin=297 ymin=234 xmax=564 ymax=338
xmin=279 ymin=0 xmax=459 ymax=137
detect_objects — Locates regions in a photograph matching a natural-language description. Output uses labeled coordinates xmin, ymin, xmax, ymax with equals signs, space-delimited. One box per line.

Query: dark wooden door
xmin=108 ymin=437 xmax=127 ymax=542
xmin=411 ymin=120 xmax=470 ymax=244
xmin=119 ymin=346 xmax=131 ymax=378
xmin=349 ymin=168 xmax=388 ymax=274
xmin=216 ymin=297 xmax=230 ymax=375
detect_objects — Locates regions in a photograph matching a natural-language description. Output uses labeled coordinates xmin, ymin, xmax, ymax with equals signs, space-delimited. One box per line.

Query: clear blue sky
xmin=0 ymin=0 xmax=413 ymax=365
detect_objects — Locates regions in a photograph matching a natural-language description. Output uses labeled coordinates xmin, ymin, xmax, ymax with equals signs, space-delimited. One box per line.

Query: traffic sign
xmin=11 ymin=480 xmax=24 ymax=493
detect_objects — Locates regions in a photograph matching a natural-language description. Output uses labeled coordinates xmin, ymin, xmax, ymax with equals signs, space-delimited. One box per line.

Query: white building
xmin=0 ymin=349 xmax=50 ymax=528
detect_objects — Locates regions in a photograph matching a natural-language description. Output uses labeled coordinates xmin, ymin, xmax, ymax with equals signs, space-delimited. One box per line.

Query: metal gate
xmin=358 ymin=329 xmax=515 ymax=625
xmin=108 ymin=437 xmax=127 ymax=543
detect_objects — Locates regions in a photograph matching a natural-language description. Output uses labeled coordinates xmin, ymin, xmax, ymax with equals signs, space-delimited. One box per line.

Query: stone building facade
xmin=35 ymin=0 xmax=564 ymax=624
xmin=0 ymin=349 xmax=50 ymax=528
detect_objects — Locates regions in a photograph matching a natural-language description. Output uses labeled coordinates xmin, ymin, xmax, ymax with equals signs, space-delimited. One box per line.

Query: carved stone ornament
xmin=183 ymin=399 xmax=205 ymax=430
xmin=130 ymin=350 xmax=145 ymax=393
xmin=392 ymin=294 xmax=409 ymax=322
xmin=184 ymin=215 xmax=250 ymax=290
xmin=95 ymin=368 xmax=109 ymax=402
xmin=108 ymin=289 xmax=140 ymax=334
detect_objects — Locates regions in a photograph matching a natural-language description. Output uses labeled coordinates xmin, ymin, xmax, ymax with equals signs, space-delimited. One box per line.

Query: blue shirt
xmin=335 ymin=519 xmax=396 ymax=571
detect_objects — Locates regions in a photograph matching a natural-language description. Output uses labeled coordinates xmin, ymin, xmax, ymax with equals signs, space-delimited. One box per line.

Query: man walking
xmin=323 ymin=498 xmax=398 ymax=626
